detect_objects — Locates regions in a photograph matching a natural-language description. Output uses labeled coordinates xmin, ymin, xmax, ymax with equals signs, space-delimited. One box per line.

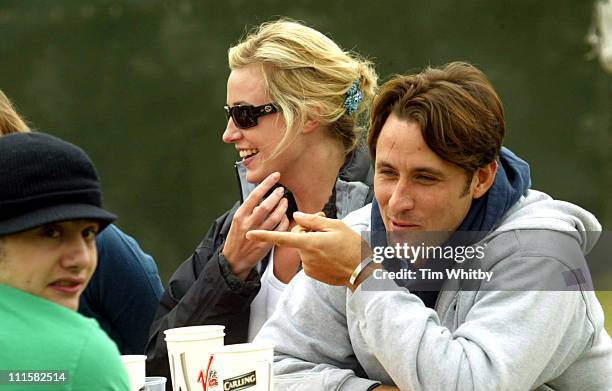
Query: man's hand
xmin=222 ymin=172 xmax=290 ymax=280
xmin=246 ymin=212 xmax=363 ymax=287
xmin=373 ymin=386 xmax=400 ymax=390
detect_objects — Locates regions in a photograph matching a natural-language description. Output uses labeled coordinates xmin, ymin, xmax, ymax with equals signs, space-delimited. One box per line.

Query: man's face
xmin=0 ymin=220 xmax=99 ymax=310
xmin=374 ymin=113 xmax=484 ymax=233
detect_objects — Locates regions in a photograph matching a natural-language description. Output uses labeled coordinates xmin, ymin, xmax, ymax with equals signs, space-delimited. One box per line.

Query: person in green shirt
xmin=0 ymin=131 xmax=130 ymax=390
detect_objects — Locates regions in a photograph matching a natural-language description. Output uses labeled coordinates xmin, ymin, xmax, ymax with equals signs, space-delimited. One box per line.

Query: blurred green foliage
xmin=1 ymin=0 xmax=611 ymax=293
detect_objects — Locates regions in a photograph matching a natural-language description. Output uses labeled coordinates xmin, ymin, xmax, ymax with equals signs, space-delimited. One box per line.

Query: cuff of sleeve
xmin=339 ymin=375 xmax=380 ymax=390
xmin=218 ymin=252 xmax=261 ymax=296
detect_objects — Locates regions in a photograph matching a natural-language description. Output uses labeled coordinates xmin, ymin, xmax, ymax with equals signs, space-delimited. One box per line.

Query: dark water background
xmin=1 ymin=1 xmax=610 ymax=283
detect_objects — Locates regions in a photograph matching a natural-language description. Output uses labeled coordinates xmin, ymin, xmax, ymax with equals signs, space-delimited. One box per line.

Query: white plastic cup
xmin=120 ymin=355 xmax=146 ymax=391
xmin=144 ymin=376 xmax=167 ymax=391
xmin=205 ymin=343 xmax=273 ymax=391
xmin=164 ymin=325 xmax=225 ymax=391
xmin=274 ymin=372 xmax=325 ymax=391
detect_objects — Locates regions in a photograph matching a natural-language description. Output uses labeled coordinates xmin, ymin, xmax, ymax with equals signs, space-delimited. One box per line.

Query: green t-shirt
xmin=0 ymin=284 xmax=130 ymax=390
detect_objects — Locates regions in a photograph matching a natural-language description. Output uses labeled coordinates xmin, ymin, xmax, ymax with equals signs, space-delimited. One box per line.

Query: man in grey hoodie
xmin=248 ymin=62 xmax=612 ymax=390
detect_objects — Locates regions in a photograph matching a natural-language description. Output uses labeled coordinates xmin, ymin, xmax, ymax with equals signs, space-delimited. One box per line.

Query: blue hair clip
xmin=343 ymin=79 xmax=363 ymax=115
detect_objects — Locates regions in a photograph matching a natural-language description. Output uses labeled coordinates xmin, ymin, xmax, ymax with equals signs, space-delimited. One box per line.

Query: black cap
xmin=0 ymin=132 xmax=116 ymax=235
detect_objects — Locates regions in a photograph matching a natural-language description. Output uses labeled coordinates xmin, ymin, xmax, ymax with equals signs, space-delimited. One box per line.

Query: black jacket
xmin=146 ymin=145 xmax=373 ymax=384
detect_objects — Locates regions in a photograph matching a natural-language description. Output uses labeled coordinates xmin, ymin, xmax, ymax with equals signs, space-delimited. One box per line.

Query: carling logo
xmin=222 ymin=370 xmax=257 ymax=391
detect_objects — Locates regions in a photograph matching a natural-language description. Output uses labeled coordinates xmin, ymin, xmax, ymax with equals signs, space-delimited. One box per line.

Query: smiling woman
xmin=147 ymin=18 xmax=378 ymax=386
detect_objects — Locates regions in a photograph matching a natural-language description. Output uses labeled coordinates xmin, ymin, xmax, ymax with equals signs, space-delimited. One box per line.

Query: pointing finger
xmin=292 ymin=211 xmax=337 ymax=232
xmin=291 ymin=211 xmax=327 ymax=233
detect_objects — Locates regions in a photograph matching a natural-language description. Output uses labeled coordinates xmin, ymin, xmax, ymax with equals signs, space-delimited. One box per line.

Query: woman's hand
xmin=222 ymin=172 xmax=290 ymax=280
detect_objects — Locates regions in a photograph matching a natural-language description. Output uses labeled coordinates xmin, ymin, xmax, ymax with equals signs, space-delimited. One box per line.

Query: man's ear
xmin=472 ymin=160 xmax=498 ymax=199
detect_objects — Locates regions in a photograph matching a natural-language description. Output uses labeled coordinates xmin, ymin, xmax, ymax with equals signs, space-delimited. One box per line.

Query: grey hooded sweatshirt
xmin=255 ymin=190 xmax=612 ymax=390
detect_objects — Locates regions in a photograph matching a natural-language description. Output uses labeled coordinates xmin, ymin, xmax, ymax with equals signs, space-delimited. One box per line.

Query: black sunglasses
xmin=224 ymin=103 xmax=279 ymax=129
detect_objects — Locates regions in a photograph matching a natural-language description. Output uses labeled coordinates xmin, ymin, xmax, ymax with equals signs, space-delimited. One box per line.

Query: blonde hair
xmin=228 ymin=19 xmax=377 ymax=157
xmin=0 ymin=91 xmax=28 ymax=245
xmin=0 ymin=90 xmax=30 ymax=135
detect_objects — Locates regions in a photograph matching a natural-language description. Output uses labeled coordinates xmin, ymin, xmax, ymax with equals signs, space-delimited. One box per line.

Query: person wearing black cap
xmin=0 ymin=132 xmax=130 ymax=390
xmin=0 ymin=89 xmax=164 ymax=355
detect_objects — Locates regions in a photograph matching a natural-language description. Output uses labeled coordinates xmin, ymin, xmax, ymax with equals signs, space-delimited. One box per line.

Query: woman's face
xmin=223 ymin=65 xmax=301 ymax=184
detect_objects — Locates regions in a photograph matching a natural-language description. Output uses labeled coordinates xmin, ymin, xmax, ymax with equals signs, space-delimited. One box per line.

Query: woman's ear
xmin=302 ymin=118 xmax=320 ymax=134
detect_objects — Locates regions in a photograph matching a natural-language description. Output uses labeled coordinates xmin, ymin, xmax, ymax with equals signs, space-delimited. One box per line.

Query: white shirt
xmin=247 ymin=246 xmax=288 ymax=341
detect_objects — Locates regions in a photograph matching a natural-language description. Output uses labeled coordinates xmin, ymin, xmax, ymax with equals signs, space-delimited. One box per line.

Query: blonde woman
xmin=147 ymin=19 xmax=377 ymax=381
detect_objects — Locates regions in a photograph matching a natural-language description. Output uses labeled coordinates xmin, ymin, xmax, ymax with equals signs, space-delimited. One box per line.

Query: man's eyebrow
xmin=414 ymin=167 xmax=445 ymax=177
xmin=375 ymin=160 xmax=446 ymax=177
xmin=375 ymin=159 xmax=395 ymax=169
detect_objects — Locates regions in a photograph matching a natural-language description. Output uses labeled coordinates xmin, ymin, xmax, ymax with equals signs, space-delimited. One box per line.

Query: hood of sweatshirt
xmin=490 ymin=189 xmax=602 ymax=255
